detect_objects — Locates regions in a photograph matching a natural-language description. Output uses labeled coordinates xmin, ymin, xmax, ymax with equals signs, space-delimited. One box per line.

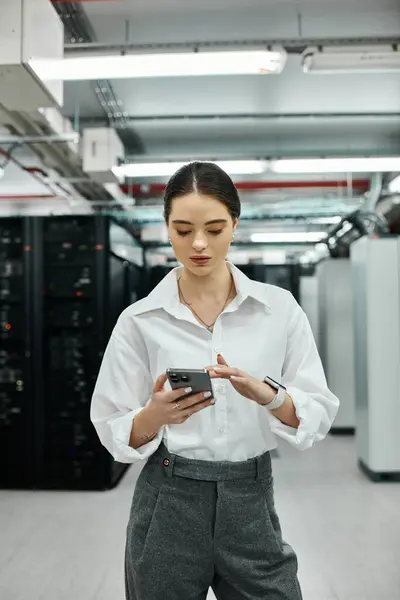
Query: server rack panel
xmin=37 ymin=215 xmax=129 ymax=490
xmin=0 ymin=218 xmax=35 ymax=488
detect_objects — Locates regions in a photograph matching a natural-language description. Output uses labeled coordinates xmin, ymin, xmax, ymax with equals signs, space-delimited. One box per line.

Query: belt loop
xmin=256 ymin=454 xmax=262 ymax=481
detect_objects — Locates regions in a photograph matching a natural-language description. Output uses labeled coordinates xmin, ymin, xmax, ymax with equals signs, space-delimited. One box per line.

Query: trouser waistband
xmin=146 ymin=442 xmax=272 ymax=482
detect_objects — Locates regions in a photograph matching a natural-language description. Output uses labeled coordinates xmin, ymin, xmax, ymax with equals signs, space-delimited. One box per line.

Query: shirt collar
xmin=130 ymin=261 xmax=271 ymax=316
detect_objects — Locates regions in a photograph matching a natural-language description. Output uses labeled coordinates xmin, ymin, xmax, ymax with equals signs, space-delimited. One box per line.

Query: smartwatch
xmin=263 ymin=376 xmax=287 ymax=410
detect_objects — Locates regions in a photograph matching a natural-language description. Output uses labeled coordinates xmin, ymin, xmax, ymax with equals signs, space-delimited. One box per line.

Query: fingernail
xmin=204 ymin=391 xmax=212 ymax=398
xmin=184 ymin=387 xmax=192 ymax=393
xmin=217 ymin=353 xmax=222 ymax=358
xmin=210 ymin=398 xmax=216 ymax=404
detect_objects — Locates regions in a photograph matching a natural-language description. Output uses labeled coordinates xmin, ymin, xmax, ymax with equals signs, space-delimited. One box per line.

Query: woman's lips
xmin=190 ymin=257 xmax=211 ymax=265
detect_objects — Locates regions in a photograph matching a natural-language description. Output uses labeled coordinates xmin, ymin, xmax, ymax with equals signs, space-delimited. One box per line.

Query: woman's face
xmin=167 ymin=192 xmax=237 ymax=276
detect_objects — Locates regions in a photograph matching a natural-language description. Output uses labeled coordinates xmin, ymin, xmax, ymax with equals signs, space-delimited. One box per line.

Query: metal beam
xmin=64 ymin=36 xmax=400 ymax=55
xmin=0 ymin=134 xmax=79 ymax=144
xmin=79 ymin=112 xmax=400 ymax=132
xmin=53 ymin=2 xmax=145 ymax=153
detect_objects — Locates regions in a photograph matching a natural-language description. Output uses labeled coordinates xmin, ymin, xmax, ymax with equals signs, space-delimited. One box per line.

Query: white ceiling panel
xmin=83 ymin=0 xmax=400 ymax=44
xmin=107 ymin=56 xmax=400 ymax=117
xmin=62 ymin=81 xmax=107 ymax=119
xmin=130 ymin=117 xmax=400 ymax=159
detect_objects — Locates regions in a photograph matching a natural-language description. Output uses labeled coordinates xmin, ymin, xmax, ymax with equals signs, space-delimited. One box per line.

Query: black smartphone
xmin=166 ymin=368 xmax=214 ymax=400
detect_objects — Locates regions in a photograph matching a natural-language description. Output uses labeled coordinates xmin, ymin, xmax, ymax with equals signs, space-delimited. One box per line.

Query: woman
xmin=90 ymin=162 xmax=339 ymax=600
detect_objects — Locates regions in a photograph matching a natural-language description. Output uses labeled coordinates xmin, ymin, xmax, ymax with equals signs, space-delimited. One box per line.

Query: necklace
xmin=178 ymin=276 xmax=234 ymax=332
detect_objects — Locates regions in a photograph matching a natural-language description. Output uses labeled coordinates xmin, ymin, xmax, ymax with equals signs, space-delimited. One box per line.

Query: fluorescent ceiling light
xmin=113 ymin=157 xmax=400 ymax=179
xmin=302 ymin=45 xmax=400 ymax=74
xmin=30 ymin=49 xmax=287 ymax=82
xmin=388 ymin=175 xmax=400 ymax=193
xmin=270 ymin=157 xmax=400 ymax=174
xmin=312 ymin=216 xmax=342 ymax=225
xmin=251 ymin=232 xmax=327 ymax=243
xmin=113 ymin=160 xmax=267 ymax=179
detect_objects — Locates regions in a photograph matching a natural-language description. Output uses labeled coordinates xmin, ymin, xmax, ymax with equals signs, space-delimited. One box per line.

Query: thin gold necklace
xmin=178 ymin=276 xmax=234 ymax=332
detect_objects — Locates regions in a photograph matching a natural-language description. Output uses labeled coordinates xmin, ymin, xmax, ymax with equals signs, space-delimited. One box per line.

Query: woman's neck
xmin=179 ymin=262 xmax=234 ymax=302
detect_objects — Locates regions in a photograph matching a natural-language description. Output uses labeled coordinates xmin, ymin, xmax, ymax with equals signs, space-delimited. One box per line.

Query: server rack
xmin=236 ymin=264 xmax=300 ymax=301
xmin=0 ymin=218 xmax=35 ymax=488
xmin=38 ymin=215 xmax=136 ymax=490
xmin=146 ymin=263 xmax=300 ymax=300
xmin=0 ymin=215 xmax=142 ymax=491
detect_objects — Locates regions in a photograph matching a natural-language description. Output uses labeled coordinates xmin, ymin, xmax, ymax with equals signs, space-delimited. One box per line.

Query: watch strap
xmin=263 ymin=376 xmax=287 ymax=410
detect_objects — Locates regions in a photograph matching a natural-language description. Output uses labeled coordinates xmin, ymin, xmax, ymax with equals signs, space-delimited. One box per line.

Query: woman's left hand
xmin=205 ymin=354 xmax=276 ymax=406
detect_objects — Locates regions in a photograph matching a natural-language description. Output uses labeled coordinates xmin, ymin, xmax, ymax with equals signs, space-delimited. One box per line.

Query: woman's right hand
xmin=146 ymin=372 xmax=215 ymax=428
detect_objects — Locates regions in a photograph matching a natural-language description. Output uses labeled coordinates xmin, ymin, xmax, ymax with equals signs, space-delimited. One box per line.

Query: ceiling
xmin=60 ymin=0 xmax=400 ymax=162
xmin=2 ymin=0 xmax=400 ymax=261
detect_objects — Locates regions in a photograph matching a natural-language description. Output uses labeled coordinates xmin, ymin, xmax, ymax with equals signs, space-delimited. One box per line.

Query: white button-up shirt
xmin=90 ymin=262 xmax=339 ymax=463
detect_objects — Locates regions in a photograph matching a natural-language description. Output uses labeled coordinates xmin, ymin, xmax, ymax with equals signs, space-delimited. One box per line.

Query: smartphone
xmin=166 ymin=368 xmax=214 ymax=400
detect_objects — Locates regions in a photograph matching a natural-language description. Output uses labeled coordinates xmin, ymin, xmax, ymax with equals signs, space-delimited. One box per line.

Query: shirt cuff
xmin=109 ymin=408 xmax=164 ymax=463
xmin=267 ymin=386 xmax=327 ymax=451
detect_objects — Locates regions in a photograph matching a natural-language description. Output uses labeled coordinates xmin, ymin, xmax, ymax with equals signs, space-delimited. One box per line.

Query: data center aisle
xmin=1 ymin=434 xmax=399 ymax=600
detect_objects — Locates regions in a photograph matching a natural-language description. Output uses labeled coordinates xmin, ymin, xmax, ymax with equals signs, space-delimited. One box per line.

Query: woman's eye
xmin=176 ymin=231 xmax=191 ymax=236
xmin=208 ymin=230 xmax=223 ymax=235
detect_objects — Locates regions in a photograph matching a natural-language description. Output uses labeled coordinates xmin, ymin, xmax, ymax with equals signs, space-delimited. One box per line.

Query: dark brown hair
xmin=164 ymin=161 xmax=241 ymax=223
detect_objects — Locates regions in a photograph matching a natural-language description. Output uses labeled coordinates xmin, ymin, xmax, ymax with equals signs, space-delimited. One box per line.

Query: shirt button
xmin=218 ymin=384 xmax=225 ymax=394
xmin=219 ymin=428 xmax=225 ymax=434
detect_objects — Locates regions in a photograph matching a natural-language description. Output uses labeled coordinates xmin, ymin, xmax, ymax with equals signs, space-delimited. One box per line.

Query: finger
xmin=217 ymin=353 xmax=228 ymax=366
xmin=153 ymin=373 xmax=167 ymax=393
xmin=168 ymin=386 xmax=195 ymax=402
xmin=230 ymin=375 xmax=247 ymax=383
xmin=180 ymin=390 xmax=213 ymax=409
xmin=209 ymin=370 xmax=230 ymax=380
xmin=204 ymin=365 xmax=228 ymax=375
xmin=214 ymin=366 xmax=242 ymax=377
xmin=179 ymin=397 xmax=215 ymax=419
xmin=205 ymin=365 xmax=230 ymax=373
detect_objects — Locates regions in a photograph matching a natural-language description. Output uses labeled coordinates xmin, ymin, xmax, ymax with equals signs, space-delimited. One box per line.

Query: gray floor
xmin=1 ymin=435 xmax=400 ymax=600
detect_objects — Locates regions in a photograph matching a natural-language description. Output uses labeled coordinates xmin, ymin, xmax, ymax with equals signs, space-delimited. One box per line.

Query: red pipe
xmin=121 ymin=179 xmax=370 ymax=197
xmin=51 ymin=1 xmax=126 ymax=3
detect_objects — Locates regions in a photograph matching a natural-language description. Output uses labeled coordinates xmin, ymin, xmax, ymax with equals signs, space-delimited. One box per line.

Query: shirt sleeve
xmin=90 ymin=312 xmax=164 ymax=463
xmin=268 ymin=295 xmax=340 ymax=450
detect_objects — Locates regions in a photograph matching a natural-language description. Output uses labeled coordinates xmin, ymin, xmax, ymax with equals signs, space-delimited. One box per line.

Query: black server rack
xmin=36 ymin=215 xmax=134 ymax=490
xmin=0 ymin=218 xmax=35 ymax=488
xmin=237 ymin=264 xmax=300 ymax=301
xmin=0 ymin=215 xmax=142 ymax=491
xmin=147 ymin=263 xmax=300 ymax=300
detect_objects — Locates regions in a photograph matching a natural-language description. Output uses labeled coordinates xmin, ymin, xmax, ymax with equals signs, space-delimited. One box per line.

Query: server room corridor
xmin=1 ymin=434 xmax=399 ymax=600
xmin=2 ymin=1 xmax=400 ymax=600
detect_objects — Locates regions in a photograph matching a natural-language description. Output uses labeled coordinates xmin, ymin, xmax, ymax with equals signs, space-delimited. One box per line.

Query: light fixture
xmin=270 ymin=157 xmax=400 ymax=174
xmin=251 ymin=232 xmax=327 ymax=243
xmin=302 ymin=45 xmax=400 ymax=74
xmin=311 ymin=216 xmax=342 ymax=225
xmin=388 ymin=175 xmax=400 ymax=193
xmin=30 ymin=49 xmax=287 ymax=82
xmin=112 ymin=160 xmax=267 ymax=179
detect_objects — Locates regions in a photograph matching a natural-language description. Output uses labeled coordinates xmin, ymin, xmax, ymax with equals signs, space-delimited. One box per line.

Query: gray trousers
xmin=125 ymin=443 xmax=303 ymax=600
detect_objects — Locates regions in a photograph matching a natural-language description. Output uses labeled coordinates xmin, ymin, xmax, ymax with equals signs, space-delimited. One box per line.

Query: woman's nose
xmin=192 ymin=235 xmax=207 ymax=250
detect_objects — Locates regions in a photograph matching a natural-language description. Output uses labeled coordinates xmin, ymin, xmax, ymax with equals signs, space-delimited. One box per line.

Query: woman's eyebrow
xmin=172 ymin=219 xmax=228 ymax=225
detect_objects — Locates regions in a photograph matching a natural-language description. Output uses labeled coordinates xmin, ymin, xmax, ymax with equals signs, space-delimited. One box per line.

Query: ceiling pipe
xmin=121 ymin=179 xmax=370 ymax=197
xmin=0 ymin=194 xmax=56 ymax=200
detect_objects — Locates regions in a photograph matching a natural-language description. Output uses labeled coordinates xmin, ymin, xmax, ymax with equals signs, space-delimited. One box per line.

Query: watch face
xmin=264 ymin=376 xmax=280 ymax=390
